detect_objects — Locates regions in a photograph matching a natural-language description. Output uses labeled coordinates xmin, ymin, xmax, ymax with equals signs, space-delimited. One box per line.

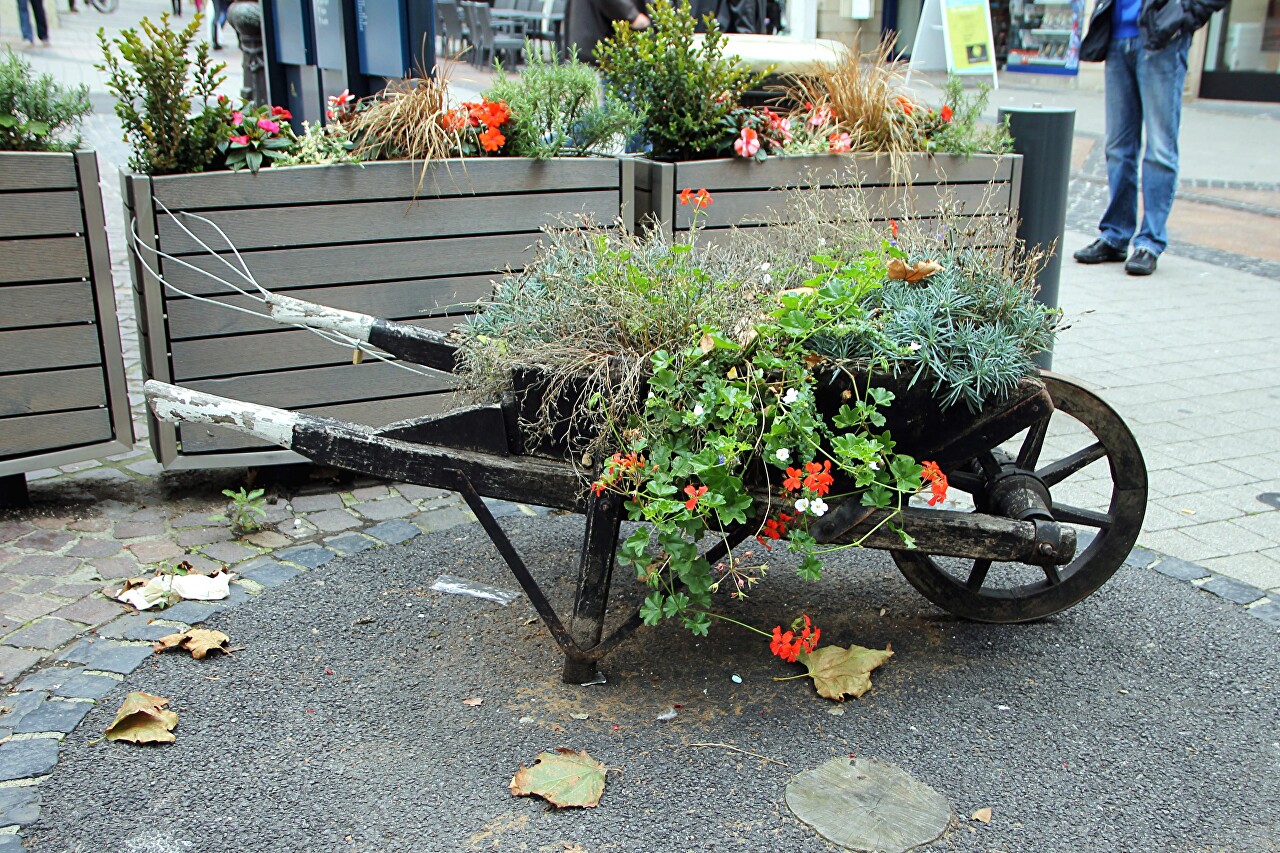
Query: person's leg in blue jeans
xmin=1099 ymin=37 xmax=1142 ymax=252
xmin=1132 ymin=33 xmax=1190 ymax=256
xmin=16 ymin=0 xmax=35 ymax=42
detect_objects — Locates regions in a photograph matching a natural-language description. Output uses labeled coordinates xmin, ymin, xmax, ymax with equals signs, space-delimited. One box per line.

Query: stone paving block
xmin=14 ymin=667 xmax=81 ymax=693
xmin=0 ymin=690 xmax=49 ymax=728
xmin=0 ymin=594 xmax=60 ymax=622
xmin=0 ymin=785 xmax=40 ymax=827
xmin=275 ymin=545 xmax=337 ymax=569
xmin=1122 ymin=546 xmax=1159 ymax=569
xmin=91 ymin=555 xmax=141 ymax=580
xmin=351 ymin=485 xmax=390 ymax=501
xmin=53 ymin=672 xmax=121 ymax=700
xmin=158 ymin=600 xmax=223 ymax=625
xmin=177 ymin=527 xmax=234 ymax=548
xmin=53 ymin=596 xmax=127 ymax=628
xmin=1200 ymin=576 xmax=1266 ymax=606
xmin=324 ymin=533 xmax=379 ymax=556
xmin=245 ymin=530 xmax=292 ymax=549
xmin=60 ymin=459 xmax=102 ymax=473
xmin=0 ymin=833 xmax=26 ymax=853
xmin=56 ymin=638 xmax=93 ymax=664
xmin=1151 ymin=557 xmax=1212 ymax=582
xmin=67 ymin=517 xmax=111 ymax=533
xmin=175 ymin=554 xmax=224 ymax=575
xmin=1246 ymin=601 xmax=1280 ymax=626
xmin=2 ymin=618 xmax=82 ymax=651
xmin=127 ymin=540 xmax=186 ymax=565
xmin=1138 ymin=529 xmax=1222 ymax=563
xmin=15 ymin=530 xmax=76 ymax=552
xmin=275 ymin=519 xmax=317 ymax=540
xmin=352 ymin=496 xmax=415 ymax=521
xmin=480 ymin=498 xmax=524 ymax=519
xmin=49 ymin=582 xmax=101 ymax=600
xmin=394 ymin=484 xmax=453 ymax=502
xmin=413 ymin=508 xmax=474 ymax=535
xmin=125 ymin=458 xmax=166 ymax=477
xmin=1184 ymin=519 xmax=1275 ymax=556
xmin=225 ymin=583 xmax=254 ymax=606
xmin=68 ymin=468 xmax=132 ymax=487
xmin=238 ymin=559 xmax=301 ymax=588
xmin=66 ymin=539 xmax=122 ymax=559
xmin=169 ymin=511 xmax=221 ymax=529
xmin=18 ymin=578 xmax=58 ymax=597
xmin=1196 ymin=553 xmax=1280 ymax=593
xmin=0 ymin=521 xmax=36 ymax=540
xmin=98 ymin=613 xmax=179 ymax=642
xmin=305 ymin=509 xmax=362 ymax=533
xmin=15 ymin=698 xmax=93 ymax=734
xmin=0 ymin=616 xmax=18 ymax=638
xmin=112 ymin=520 xmax=168 ymax=539
xmin=290 ymin=494 xmax=344 ymax=513
xmin=199 ymin=541 xmax=259 ymax=565
xmin=80 ymin=640 xmax=155 ymax=675
xmin=29 ymin=515 xmax=73 ymax=531
xmin=0 ymin=738 xmax=59 ymax=781
xmin=366 ymin=519 xmax=422 ymax=544
xmin=8 ymin=556 xmax=78 ymax=577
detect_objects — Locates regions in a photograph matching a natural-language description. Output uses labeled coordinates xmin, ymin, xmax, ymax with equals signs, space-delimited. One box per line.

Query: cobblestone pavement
xmin=1 ymin=6 xmax=1279 ymax=844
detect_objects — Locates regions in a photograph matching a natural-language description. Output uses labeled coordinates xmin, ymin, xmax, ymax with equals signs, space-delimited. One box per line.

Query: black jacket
xmin=1079 ymin=0 xmax=1229 ymax=60
xmin=566 ymin=0 xmax=645 ymax=64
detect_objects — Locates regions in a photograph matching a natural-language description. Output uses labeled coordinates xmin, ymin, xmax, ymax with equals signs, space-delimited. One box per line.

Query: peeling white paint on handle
xmin=143 ymin=380 xmax=300 ymax=449
xmin=266 ymin=293 xmax=375 ymax=341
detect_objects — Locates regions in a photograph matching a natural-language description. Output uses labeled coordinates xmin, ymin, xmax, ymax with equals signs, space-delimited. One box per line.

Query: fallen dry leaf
xmin=462 ymin=697 xmax=483 ymax=707
xmin=510 ymin=748 xmax=606 ymax=808
xmin=154 ymin=628 xmax=231 ymax=660
xmin=971 ymin=807 xmax=993 ymax=824
xmin=887 ymin=258 xmax=943 ymax=282
xmin=801 ymin=643 xmax=894 ymax=701
xmin=105 ymin=692 xmax=178 ymax=744
xmin=698 ymin=332 xmax=716 ymax=354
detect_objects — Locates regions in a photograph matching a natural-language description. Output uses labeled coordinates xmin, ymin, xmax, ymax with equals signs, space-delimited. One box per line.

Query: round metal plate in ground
xmin=785 ymin=757 xmax=952 ymax=852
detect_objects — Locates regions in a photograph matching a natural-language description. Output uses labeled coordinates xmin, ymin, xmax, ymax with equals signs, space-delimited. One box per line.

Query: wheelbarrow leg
xmin=564 ymin=495 xmax=625 ymax=684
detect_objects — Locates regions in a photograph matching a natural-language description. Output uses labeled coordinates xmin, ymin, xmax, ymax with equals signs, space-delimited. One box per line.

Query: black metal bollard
xmin=997 ymin=105 xmax=1075 ymax=371
xmin=227 ymin=0 xmax=268 ymax=105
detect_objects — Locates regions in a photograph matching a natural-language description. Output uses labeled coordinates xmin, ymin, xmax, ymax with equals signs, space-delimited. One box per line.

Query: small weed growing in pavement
xmin=211 ymin=487 xmax=267 ymax=535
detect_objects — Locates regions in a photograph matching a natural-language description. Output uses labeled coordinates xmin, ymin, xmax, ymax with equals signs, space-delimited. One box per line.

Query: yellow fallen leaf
xmin=971 ymin=807 xmax=993 ymax=824
xmin=105 ymin=692 xmax=178 ymax=744
xmin=510 ymin=748 xmax=606 ymax=808
xmin=801 ymin=643 xmax=894 ymax=701
xmin=698 ymin=333 xmax=716 ymax=354
xmin=153 ymin=628 xmax=231 ymax=660
xmin=887 ymin=258 xmax=944 ymax=282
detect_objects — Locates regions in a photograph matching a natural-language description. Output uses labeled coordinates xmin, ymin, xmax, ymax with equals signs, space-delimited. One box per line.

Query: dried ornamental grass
xmin=347 ymin=75 xmax=464 ymax=192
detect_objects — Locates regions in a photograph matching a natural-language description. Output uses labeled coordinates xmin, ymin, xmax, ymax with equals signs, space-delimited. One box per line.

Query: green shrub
xmin=596 ymin=0 xmax=766 ymax=161
xmin=98 ymin=14 xmax=228 ymax=175
xmin=485 ymin=49 xmax=636 ymax=158
xmin=0 ymin=49 xmax=91 ymax=152
xmin=923 ymin=77 xmax=1013 ymax=157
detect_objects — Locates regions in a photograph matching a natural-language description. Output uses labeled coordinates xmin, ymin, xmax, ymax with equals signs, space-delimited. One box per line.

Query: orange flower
xmin=782 ymin=466 xmax=804 ymax=492
xmin=921 ymin=460 xmax=948 ymax=506
xmin=770 ymin=614 xmax=820 ymax=662
xmin=803 ymin=460 xmax=834 ymax=496
xmin=692 ymin=188 xmax=713 ymax=209
xmin=895 ymin=96 xmax=914 ymax=116
xmin=591 ymin=480 xmax=607 ymax=496
xmin=680 ymin=187 xmax=694 ymax=206
xmin=440 ymin=110 xmax=467 ymax=132
xmin=890 ymin=218 xmax=899 ymax=239
xmin=483 ymin=99 xmax=510 ymax=127
xmin=941 ymin=105 xmax=953 ymax=122
xmin=684 ymin=484 xmax=708 ymax=510
xmin=478 ymin=125 xmax=506 ymax=152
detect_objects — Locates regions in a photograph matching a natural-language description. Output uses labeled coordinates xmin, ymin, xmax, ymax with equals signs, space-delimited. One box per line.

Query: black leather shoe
xmin=1125 ymin=249 xmax=1158 ymax=276
xmin=1073 ymin=239 xmax=1128 ymax=264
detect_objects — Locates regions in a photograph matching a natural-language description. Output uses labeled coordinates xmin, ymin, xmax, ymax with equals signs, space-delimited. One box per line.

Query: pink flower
xmin=257 ymin=118 xmax=280 ymax=134
xmin=231 ymin=111 xmax=244 ymax=125
xmin=734 ymin=127 xmax=761 ymax=158
xmin=828 ymin=132 xmax=852 ymax=153
xmin=229 ymin=134 xmax=249 ymax=145
xmin=809 ymin=105 xmax=833 ymax=127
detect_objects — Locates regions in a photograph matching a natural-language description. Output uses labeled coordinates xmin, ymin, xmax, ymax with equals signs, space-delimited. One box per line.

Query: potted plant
xmin=107 ymin=16 xmax=637 ymax=470
xmin=597 ymin=1 xmax=1020 ymax=239
xmin=0 ymin=50 xmax=133 ymax=488
xmin=456 ymin=186 xmax=1057 ymax=695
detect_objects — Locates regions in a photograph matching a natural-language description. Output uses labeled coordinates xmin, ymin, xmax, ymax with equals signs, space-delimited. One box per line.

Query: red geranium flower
xmin=478 ymin=125 xmax=506 ymax=152
xmin=684 ymin=484 xmax=708 ymax=510
xmin=802 ymin=460 xmax=834 ymax=496
xmin=782 ymin=466 xmax=804 ymax=492
xmin=770 ymin=614 xmax=820 ymax=662
xmin=941 ymin=104 xmax=954 ymax=123
xmin=921 ymin=460 xmax=948 ymax=505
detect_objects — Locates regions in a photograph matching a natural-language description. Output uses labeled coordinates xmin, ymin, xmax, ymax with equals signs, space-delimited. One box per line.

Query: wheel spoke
xmin=948 ymin=472 xmax=984 ymax=494
xmin=1037 ymin=441 xmax=1106 ymax=487
xmin=1016 ymin=416 xmax=1051 ymax=470
xmin=1053 ymin=503 xmax=1112 ymax=528
xmin=966 ymin=559 xmax=992 ymax=591
xmin=1043 ymin=563 xmax=1063 ymax=585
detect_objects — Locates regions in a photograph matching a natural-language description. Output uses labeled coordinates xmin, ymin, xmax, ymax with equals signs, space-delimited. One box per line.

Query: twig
xmin=687 ymin=742 xmax=789 ymax=767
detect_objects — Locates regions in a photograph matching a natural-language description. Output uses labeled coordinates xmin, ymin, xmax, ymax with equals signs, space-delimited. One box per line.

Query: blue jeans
xmin=1099 ymin=34 xmax=1190 ymax=257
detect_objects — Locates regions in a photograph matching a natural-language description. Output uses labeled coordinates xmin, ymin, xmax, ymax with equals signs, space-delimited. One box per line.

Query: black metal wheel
xmin=891 ymin=372 xmax=1147 ymax=623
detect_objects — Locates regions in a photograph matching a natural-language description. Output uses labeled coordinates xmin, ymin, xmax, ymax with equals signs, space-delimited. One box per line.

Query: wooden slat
xmin=149 ymin=158 xmax=621 ymax=210
xmin=0 ymin=325 xmax=102 ymax=374
xmin=157 ymin=190 xmax=620 ymax=254
xmin=183 ymin=360 xmax=455 ymax=411
xmin=177 ymin=391 xmax=458 ymax=454
xmin=0 ymin=366 xmax=107 ymax=417
xmin=0 ymin=191 xmax=84 ymax=238
xmin=171 ymin=315 xmax=462 ymax=380
xmin=0 ymin=282 xmax=97 ymax=329
xmin=0 ymin=408 xmax=111 ymax=459
xmin=165 ymin=274 xmax=495 ymax=339
xmin=0 ymin=237 xmax=89 ymax=284
xmin=158 ymin=232 xmax=535 ymax=296
xmin=672 ymin=182 xmax=1013 ymax=230
xmin=0 ymin=152 xmax=78 ymax=191
xmin=671 ymin=153 xmax=1015 ymax=191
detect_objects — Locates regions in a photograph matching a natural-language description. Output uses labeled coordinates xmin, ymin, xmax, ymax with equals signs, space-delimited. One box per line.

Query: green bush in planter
xmin=0 ymin=50 xmax=91 ymax=152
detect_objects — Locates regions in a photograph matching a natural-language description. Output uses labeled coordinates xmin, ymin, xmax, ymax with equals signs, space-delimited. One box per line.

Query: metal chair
xmin=461 ymin=1 xmax=524 ymax=69
xmin=436 ymin=0 xmax=472 ymax=61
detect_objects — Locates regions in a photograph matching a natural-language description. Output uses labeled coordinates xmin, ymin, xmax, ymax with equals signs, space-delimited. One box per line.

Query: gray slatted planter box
xmin=0 ymin=151 xmax=134 ymax=480
xmin=124 ymin=157 xmax=635 ymax=469
xmin=632 ymin=153 xmax=1022 ymax=240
